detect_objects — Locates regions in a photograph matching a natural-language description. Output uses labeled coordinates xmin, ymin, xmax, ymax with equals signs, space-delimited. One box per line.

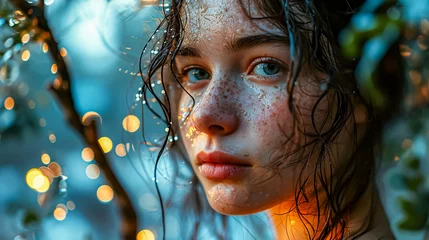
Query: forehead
xmin=182 ymin=0 xmax=284 ymax=45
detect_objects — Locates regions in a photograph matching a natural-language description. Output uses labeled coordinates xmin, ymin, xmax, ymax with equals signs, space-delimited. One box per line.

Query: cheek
xmin=250 ymin=93 xmax=294 ymax=147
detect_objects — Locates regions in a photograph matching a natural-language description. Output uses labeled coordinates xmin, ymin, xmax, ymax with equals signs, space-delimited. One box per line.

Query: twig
xmin=8 ymin=1 xmax=138 ymax=239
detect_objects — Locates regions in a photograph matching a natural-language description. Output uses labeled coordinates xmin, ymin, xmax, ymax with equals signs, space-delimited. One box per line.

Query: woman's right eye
xmin=184 ymin=68 xmax=211 ymax=83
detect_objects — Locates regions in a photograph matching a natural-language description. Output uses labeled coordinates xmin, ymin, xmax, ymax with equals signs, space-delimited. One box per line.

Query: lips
xmin=196 ymin=151 xmax=251 ymax=180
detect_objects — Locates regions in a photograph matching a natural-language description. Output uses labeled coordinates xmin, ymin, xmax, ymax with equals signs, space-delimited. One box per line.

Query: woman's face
xmin=174 ymin=0 xmax=354 ymax=215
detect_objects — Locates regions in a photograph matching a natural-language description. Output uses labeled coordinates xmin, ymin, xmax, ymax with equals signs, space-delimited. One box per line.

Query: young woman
xmin=139 ymin=0 xmax=399 ymax=239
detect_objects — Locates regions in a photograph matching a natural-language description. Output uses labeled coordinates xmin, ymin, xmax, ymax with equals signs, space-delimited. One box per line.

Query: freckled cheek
xmin=248 ymin=97 xmax=291 ymax=146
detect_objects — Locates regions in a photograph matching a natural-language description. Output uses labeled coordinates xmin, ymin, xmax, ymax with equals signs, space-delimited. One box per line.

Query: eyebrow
xmin=176 ymin=34 xmax=289 ymax=57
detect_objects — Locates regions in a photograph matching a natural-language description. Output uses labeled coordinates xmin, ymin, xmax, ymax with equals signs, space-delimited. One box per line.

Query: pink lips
xmin=196 ymin=151 xmax=251 ymax=180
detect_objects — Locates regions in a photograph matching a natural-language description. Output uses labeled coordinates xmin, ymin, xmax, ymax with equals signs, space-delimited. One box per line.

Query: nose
xmin=190 ymin=83 xmax=240 ymax=136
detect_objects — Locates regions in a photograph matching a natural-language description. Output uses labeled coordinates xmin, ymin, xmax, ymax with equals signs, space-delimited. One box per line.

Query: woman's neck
xmin=267 ymin=182 xmax=388 ymax=239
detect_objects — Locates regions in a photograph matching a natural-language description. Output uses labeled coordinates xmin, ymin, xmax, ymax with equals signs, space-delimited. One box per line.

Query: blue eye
xmin=186 ymin=68 xmax=211 ymax=82
xmin=252 ymin=63 xmax=281 ymax=76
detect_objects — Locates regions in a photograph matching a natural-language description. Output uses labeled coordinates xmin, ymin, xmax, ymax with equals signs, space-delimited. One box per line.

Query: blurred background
xmin=0 ymin=0 xmax=428 ymax=240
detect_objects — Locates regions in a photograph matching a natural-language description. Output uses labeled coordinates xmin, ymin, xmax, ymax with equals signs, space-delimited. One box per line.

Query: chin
xmin=204 ymin=183 xmax=274 ymax=215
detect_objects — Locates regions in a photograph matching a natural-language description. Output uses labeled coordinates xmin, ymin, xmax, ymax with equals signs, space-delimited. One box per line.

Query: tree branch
xmin=8 ymin=1 xmax=138 ymax=239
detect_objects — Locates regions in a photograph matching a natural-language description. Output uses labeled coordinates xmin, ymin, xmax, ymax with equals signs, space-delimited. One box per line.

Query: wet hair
xmin=137 ymin=0 xmax=403 ymax=239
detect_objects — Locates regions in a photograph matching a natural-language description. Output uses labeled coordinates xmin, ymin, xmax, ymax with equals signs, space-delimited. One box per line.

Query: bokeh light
xmin=4 ymin=97 xmax=15 ymax=110
xmin=115 ymin=143 xmax=126 ymax=157
xmin=81 ymin=147 xmax=94 ymax=162
xmin=41 ymin=154 xmax=51 ymax=165
xmin=81 ymin=111 xmax=102 ymax=125
xmin=42 ymin=43 xmax=49 ymax=53
xmin=86 ymin=164 xmax=100 ymax=179
xmin=53 ymin=207 xmax=67 ymax=221
xmin=48 ymin=162 xmax=62 ymax=177
xmin=26 ymin=168 xmax=42 ymax=188
xmin=49 ymin=133 xmax=56 ymax=143
xmin=66 ymin=201 xmax=75 ymax=210
xmin=97 ymin=185 xmax=114 ymax=203
xmin=122 ymin=115 xmax=140 ymax=132
xmin=26 ymin=168 xmax=50 ymax=193
xmin=28 ymin=100 xmax=36 ymax=109
xmin=136 ymin=229 xmax=156 ymax=240
xmin=39 ymin=166 xmax=54 ymax=184
xmin=98 ymin=137 xmax=113 ymax=153
xmin=60 ymin=48 xmax=68 ymax=57
xmin=51 ymin=64 xmax=58 ymax=74
xmin=21 ymin=33 xmax=30 ymax=43
xmin=21 ymin=50 xmax=30 ymax=61
xmin=39 ymin=118 xmax=46 ymax=127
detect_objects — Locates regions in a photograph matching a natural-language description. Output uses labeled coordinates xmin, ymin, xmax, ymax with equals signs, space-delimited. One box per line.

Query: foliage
xmin=340 ymin=0 xmax=429 ymax=232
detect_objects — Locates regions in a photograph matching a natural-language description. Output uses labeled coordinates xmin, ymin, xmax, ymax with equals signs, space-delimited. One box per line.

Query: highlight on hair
xmin=135 ymin=0 xmax=401 ymax=239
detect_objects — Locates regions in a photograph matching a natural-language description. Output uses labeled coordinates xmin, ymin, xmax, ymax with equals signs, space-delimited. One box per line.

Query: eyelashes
xmin=176 ymin=57 xmax=288 ymax=87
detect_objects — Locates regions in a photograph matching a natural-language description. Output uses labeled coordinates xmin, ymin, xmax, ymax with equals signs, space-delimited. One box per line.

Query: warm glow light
xmin=48 ymin=162 xmax=62 ymax=177
xmin=26 ymin=168 xmax=42 ymax=188
xmin=98 ymin=137 xmax=113 ymax=153
xmin=21 ymin=33 xmax=30 ymax=43
xmin=122 ymin=115 xmax=140 ymax=132
xmin=42 ymin=43 xmax=49 ymax=53
xmin=81 ymin=111 xmax=102 ymax=125
xmin=86 ymin=164 xmax=100 ymax=179
xmin=53 ymin=78 xmax=62 ymax=88
xmin=4 ymin=97 xmax=15 ymax=110
xmin=136 ymin=229 xmax=156 ymax=240
xmin=39 ymin=166 xmax=54 ymax=184
xmin=21 ymin=50 xmax=30 ymax=61
xmin=60 ymin=48 xmax=68 ymax=57
xmin=49 ymin=133 xmax=56 ymax=143
xmin=290 ymin=220 xmax=296 ymax=225
xmin=53 ymin=207 xmax=67 ymax=221
xmin=51 ymin=64 xmax=58 ymax=74
xmin=394 ymin=156 xmax=399 ymax=161
xmin=67 ymin=201 xmax=75 ymax=210
xmin=81 ymin=147 xmax=95 ymax=162
xmin=41 ymin=153 xmax=51 ymax=164
xmin=33 ymin=175 xmax=49 ymax=193
xmin=115 ymin=143 xmax=127 ymax=157
xmin=97 ymin=185 xmax=114 ymax=203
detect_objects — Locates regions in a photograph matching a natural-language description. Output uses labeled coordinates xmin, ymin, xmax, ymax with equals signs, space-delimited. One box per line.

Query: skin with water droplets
xmin=171 ymin=0 xmax=363 ymax=218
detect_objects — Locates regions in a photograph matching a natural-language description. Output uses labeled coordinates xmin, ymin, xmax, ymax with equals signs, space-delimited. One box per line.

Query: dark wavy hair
xmin=137 ymin=0 xmax=403 ymax=239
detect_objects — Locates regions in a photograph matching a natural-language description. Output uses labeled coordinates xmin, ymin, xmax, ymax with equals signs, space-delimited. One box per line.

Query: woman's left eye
xmin=251 ymin=62 xmax=281 ymax=76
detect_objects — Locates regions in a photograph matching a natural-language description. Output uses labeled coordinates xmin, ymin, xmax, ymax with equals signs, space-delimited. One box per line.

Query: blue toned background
xmin=0 ymin=0 xmax=427 ymax=239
